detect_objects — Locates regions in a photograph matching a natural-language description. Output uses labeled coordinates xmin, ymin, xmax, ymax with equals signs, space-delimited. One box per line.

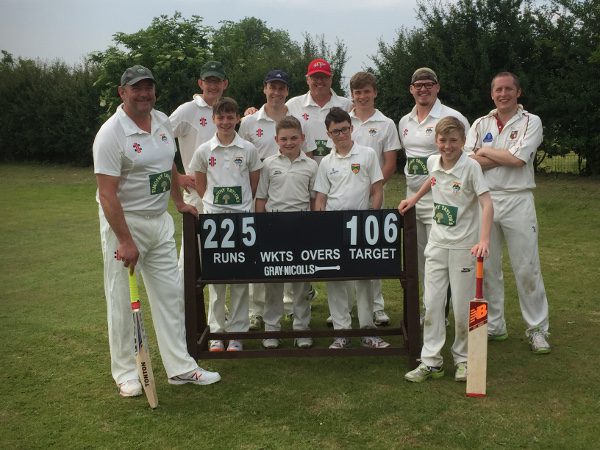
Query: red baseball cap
xmin=306 ymin=58 xmax=332 ymax=77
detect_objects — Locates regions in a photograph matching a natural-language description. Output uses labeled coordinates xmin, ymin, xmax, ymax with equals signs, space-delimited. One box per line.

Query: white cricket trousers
xmin=263 ymin=282 xmax=311 ymax=331
xmin=486 ymin=191 xmax=549 ymax=335
xmin=407 ymin=186 xmax=433 ymax=294
xmin=327 ymin=280 xmax=375 ymax=329
xmin=250 ymin=283 xmax=294 ymax=317
xmin=208 ymin=284 xmax=250 ymax=333
xmin=99 ymin=210 xmax=197 ymax=385
xmin=421 ymin=244 xmax=473 ymax=368
xmin=177 ymin=188 xmax=202 ymax=277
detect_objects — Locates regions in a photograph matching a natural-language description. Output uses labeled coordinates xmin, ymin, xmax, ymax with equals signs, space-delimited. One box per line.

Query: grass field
xmin=1 ymin=164 xmax=599 ymax=449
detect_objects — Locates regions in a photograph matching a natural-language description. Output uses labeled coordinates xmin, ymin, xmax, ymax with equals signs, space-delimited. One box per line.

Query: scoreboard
xmin=197 ymin=209 xmax=403 ymax=283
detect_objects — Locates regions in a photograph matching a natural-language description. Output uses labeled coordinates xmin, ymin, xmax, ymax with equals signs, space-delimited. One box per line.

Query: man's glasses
xmin=329 ymin=126 xmax=352 ymax=136
xmin=412 ymin=81 xmax=437 ymax=90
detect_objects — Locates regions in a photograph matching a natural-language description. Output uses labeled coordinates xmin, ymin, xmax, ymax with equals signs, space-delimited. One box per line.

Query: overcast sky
xmin=0 ymin=0 xmax=422 ymax=81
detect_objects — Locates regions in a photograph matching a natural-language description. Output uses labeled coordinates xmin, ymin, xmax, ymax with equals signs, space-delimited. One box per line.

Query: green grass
xmin=1 ymin=164 xmax=599 ymax=449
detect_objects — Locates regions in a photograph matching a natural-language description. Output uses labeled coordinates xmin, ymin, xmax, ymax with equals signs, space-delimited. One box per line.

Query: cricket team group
xmin=93 ymin=57 xmax=551 ymax=399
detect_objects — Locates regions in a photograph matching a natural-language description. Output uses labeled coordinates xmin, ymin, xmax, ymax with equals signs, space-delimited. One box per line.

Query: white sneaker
xmin=118 ymin=379 xmax=142 ymax=397
xmin=295 ymin=337 xmax=313 ymax=349
xmin=329 ymin=337 xmax=351 ymax=349
xmin=168 ymin=367 xmax=221 ymax=385
xmin=373 ymin=310 xmax=390 ymax=326
xmin=209 ymin=340 xmax=225 ymax=352
xmin=262 ymin=338 xmax=280 ymax=349
xmin=227 ymin=340 xmax=243 ymax=351
xmin=528 ymin=328 xmax=551 ymax=354
xmin=361 ymin=336 xmax=391 ymax=349
xmin=404 ymin=362 xmax=444 ymax=382
xmin=454 ymin=362 xmax=467 ymax=382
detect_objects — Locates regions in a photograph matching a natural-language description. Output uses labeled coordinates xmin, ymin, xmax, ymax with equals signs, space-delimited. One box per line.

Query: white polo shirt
xmin=350 ymin=109 xmax=400 ymax=168
xmin=314 ymin=143 xmax=383 ymax=211
xmin=256 ymin=151 xmax=318 ymax=212
xmin=93 ymin=105 xmax=175 ymax=215
xmin=399 ymin=99 xmax=469 ymax=192
xmin=464 ymin=106 xmax=542 ymax=193
xmin=169 ymin=94 xmax=216 ymax=174
xmin=238 ymin=105 xmax=308 ymax=160
xmin=427 ymin=151 xmax=489 ymax=249
xmin=286 ymin=90 xmax=353 ymax=163
xmin=189 ymin=133 xmax=262 ymax=213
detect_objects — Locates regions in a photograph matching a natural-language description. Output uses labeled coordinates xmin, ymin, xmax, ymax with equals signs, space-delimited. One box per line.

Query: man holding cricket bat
xmin=93 ymin=65 xmax=221 ymax=399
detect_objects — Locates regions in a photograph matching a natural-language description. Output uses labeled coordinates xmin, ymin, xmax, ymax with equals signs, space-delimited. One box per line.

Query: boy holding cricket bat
xmin=398 ymin=116 xmax=493 ymax=382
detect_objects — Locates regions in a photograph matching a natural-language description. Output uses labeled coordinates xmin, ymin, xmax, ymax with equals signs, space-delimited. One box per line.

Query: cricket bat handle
xmin=129 ymin=268 xmax=141 ymax=311
xmin=476 ymin=256 xmax=483 ymax=300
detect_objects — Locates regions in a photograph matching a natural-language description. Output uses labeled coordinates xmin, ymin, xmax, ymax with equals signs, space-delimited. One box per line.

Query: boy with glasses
xmin=314 ymin=108 xmax=389 ymax=349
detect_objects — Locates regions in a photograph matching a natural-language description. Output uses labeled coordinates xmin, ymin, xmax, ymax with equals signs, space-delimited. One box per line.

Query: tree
xmin=88 ymin=12 xmax=212 ymax=119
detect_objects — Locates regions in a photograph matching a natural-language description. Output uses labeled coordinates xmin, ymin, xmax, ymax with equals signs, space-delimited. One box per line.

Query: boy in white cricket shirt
xmin=399 ymin=116 xmax=493 ymax=382
xmin=189 ymin=97 xmax=262 ymax=352
xmin=314 ymin=108 xmax=390 ymax=349
xmin=348 ymin=71 xmax=401 ymax=326
xmin=255 ymin=116 xmax=318 ymax=349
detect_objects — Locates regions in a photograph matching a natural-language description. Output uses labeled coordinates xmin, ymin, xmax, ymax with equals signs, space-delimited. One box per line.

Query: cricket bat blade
xmin=466 ymin=256 xmax=488 ymax=397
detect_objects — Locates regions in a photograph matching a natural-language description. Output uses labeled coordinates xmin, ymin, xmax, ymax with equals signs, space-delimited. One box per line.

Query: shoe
xmin=329 ymin=337 xmax=351 ymax=349
xmin=295 ymin=337 xmax=313 ymax=349
xmin=454 ymin=362 xmax=467 ymax=382
xmin=262 ymin=338 xmax=280 ymax=349
xmin=168 ymin=367 xmax=221 ymax=385
xmin=373 ymin=310 xmax=390 ymax=326
xmin=118 ymin=379 xmax=142 ymax=397
xmin=307 ymin=286 xmax=318 ymax=301
xmin=209 ymin=340 xmax=225 ymax=352
xmin=404 ymin=362 xmax=444 ymax=382
xmin=488 ymin=332 xmax=509 ymax=342
xmin=326 ymin=315 xmax=333 ymax=327
xmin=249 ymin=314 xmax=263 ymax=331
xmin=227 ymin=340 xmax=243 ymax=351
xmin=361 ymin=336 xmax=391 ymax=348
xmin=528 ymin=328 xmax=551 ymax=354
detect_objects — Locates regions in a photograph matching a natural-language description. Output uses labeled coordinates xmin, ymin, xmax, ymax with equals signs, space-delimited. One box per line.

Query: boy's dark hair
xmin=276 ymin=116 xmax=302 ymax=135
xmin=435 ymin=116 xmax=466 ymax=140
xmin=213 ymin=97 xmax=239 ymax=116
xmin=325 ymin=107 xmax=351 ymax=130
xmin=350 ymin=72 xmax=377 ymax=92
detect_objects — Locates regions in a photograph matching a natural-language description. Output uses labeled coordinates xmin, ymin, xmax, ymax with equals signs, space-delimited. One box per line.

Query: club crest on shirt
xmin=160 ymin=133 xmax=168 ymax=143
xmin=483 ymin=132 xmax=494 ymax=143
xmin=133 ymin=142 xmax=142 ymax=153
xmin=510 ymin=130 xmax=518 ymax=140
xmin=368 ymin=128 xmax=377 ymax=136
xmin=149 ymin=170 xmax=172 ymax=195
xmin=452 ymin=181 xmax=462 ymax=193
xmin=425 ymin=127 xmax=434 ymax=136
xmin=351 ymin=163 xmax=361 ymax=174
xmin=234 ymin=156 xmax=244 ymax=166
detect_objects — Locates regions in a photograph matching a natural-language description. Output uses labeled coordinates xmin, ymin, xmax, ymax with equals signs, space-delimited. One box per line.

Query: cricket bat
xmin=466 ymin=256 xmax=488 ymax=397
xmin=128 ymin=269 xmax=159 ymax=409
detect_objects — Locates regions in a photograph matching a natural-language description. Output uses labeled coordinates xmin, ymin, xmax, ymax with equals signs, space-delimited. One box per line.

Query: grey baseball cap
xmin=411 ymin=67 xmax=438 ymax=84
xmin=121 ymin=65 xmax=155 ymax=86
xmin=200 ymin=61 xmax=226 ymax=80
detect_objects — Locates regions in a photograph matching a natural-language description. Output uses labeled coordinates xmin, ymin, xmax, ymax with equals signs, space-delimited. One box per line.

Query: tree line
xmin=0 ymin=0 xmax=597 ymax=174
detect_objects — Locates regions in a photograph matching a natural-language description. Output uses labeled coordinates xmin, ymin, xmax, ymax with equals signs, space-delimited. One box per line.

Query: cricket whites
xmin=466 ymin=256 xmax=488 ymax=397
xmin=128 ymin=268 xmax=159 ymax=408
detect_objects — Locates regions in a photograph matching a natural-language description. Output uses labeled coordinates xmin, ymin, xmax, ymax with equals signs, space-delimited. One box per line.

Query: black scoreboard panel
xmin=198 ymin=209 xmax=403 ymax=283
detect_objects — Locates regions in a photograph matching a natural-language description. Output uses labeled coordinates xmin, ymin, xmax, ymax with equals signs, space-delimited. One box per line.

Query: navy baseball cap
xmin=264 ymin=69 xmax=290 ymax=86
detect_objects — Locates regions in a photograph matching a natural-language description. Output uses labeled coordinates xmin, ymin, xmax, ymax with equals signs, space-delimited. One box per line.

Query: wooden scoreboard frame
xmin=183 ymin=208 xmax=420 ymax=367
